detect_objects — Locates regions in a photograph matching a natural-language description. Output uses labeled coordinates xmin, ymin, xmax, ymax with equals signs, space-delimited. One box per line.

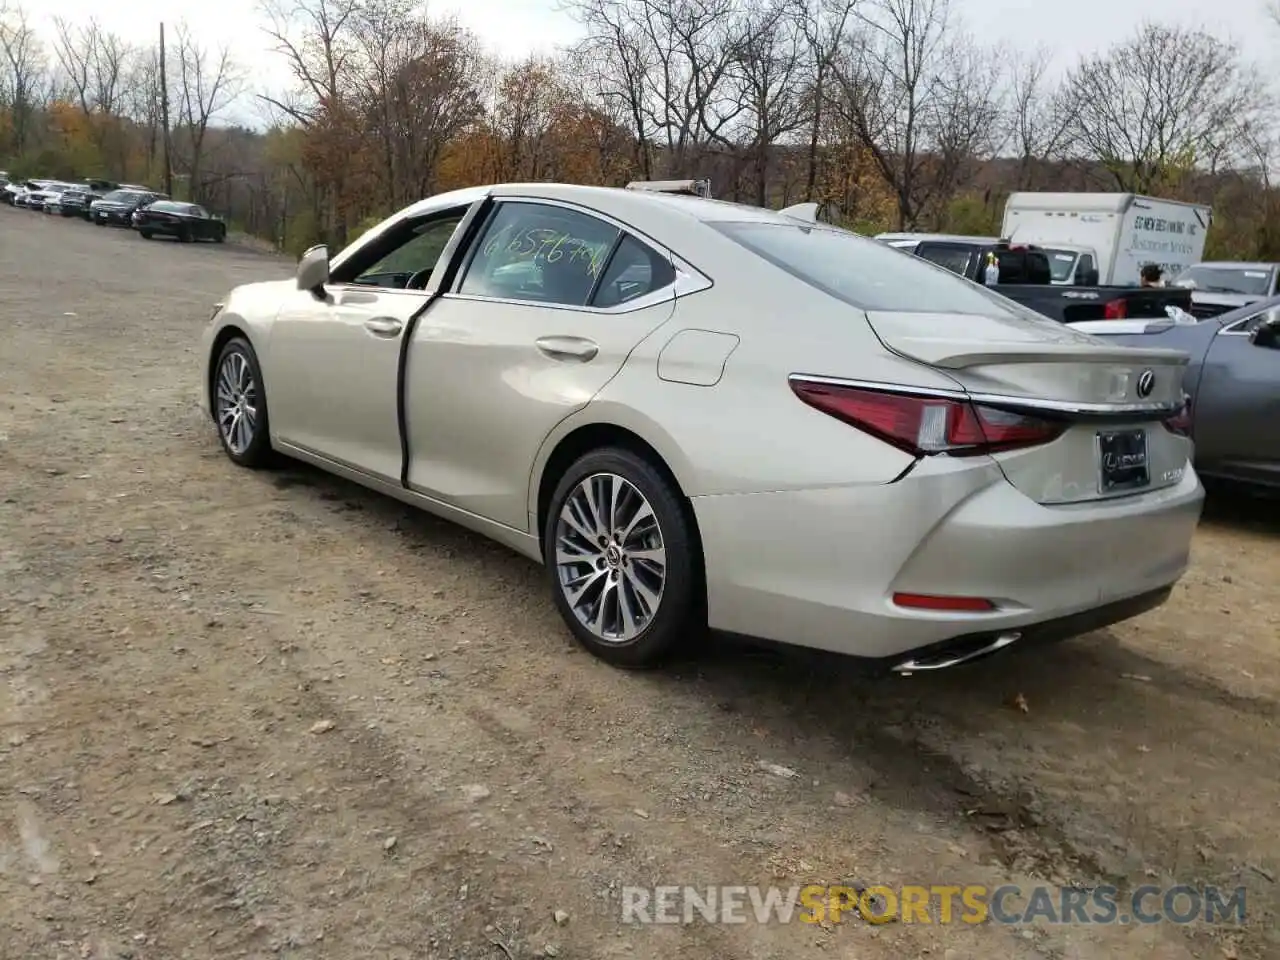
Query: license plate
xmin=1098 ymin=429 xmax=1149 ymax=493
xmin=98 ymin=211 xmax=107 ymax=219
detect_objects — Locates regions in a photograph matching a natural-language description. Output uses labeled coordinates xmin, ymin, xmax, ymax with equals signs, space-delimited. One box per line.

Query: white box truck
xmin=1001 ymin=193 xmax=1212 ymax=287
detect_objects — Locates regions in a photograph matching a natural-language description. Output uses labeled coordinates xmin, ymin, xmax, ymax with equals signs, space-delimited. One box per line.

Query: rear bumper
xmin=692 ymin=458 xmax=1203 ymax=661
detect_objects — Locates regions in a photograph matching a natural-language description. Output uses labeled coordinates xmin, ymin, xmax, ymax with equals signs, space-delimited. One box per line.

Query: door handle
xmin=536 ymin=336 xmax=599 ymax=362
xmin=363 ymin=317 xmax=403 ymax=338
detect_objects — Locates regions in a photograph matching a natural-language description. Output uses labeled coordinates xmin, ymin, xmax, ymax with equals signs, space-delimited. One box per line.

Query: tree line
xmin=3 ymin=0 xmax=1279 ymax=259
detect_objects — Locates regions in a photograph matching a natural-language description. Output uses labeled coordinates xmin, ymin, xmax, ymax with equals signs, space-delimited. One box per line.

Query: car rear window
xmin=709 ymin=221 xmax=1023 ymax=315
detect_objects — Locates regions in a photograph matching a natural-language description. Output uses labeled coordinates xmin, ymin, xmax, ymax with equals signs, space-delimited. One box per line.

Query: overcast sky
xmin=21 ymin=0 xmax=1278 ymax=127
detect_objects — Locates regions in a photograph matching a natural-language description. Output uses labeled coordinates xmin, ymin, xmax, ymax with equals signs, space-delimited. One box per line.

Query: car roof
xmin=393 ymin=182 xmax=805 ymax=227
xmin=334 ymin=182 xmax=812 ymax=271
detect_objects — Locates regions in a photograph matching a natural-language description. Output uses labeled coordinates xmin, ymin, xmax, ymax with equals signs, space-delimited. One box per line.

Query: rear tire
xmin=179 ymin=226 xmax=192 ymax=243
xmin=215 ymin=228 xmax=226 ymax=243
xmin=140 ymin=230 xmax=152 ymax=239
xmin=543 ymin=447 xmax=700 ymax=668
xmin=211 ymin=338 xmax=274 ymax=469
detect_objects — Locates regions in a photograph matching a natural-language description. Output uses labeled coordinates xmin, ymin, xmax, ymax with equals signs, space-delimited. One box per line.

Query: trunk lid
xmin=865 ymin=309 xmax=1193 ymax=504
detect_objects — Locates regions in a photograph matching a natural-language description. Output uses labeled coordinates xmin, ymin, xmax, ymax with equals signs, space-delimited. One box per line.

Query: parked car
xmin=42 ymin=182 xmax=83 ymax=215
xmin=1072 ymin=297 xmax=1280 ymax=492
xmin=59 ymin=179 xmax=120 ymax=219
xmin=200 ymin=182 xmax=1204 ymax=673
xmin=1170 ymin=261 xmax=1280 ymax=319
xmin=25 ymin=181 xmax=76 ymax=212
xmin=876 ymin=233 xmax=1194 ymax=323
xmin=89 ymin=188 xmax=165 ymax=226
xmin=11 ymin=178 xmax=53 ymax=207
xmin=132 ymin=199 xmax=227 ymax=242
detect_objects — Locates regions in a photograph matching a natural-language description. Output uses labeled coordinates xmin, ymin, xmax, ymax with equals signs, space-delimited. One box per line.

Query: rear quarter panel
xmin=530 ymin=252 xmax=971 ymax=506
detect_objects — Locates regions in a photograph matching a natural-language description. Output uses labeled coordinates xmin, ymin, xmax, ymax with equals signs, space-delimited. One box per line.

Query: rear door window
xmin=459 ymin=202 xmax=620 ymax=307
xmin=590 ymin=235 xmax=676 ymax=308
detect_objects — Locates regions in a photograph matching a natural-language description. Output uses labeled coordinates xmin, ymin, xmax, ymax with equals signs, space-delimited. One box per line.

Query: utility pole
xmin=159 ymin=22 xmax=173 ymax=197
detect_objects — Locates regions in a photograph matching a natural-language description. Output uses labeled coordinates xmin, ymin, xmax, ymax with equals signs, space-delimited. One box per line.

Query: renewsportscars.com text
xmin=621 ymin=884 xmax=1247 ymax=926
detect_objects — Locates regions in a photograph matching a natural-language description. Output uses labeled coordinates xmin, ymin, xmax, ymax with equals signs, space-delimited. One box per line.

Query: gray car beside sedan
xmin=1074 ymin=299 xmax=1280 ymax=491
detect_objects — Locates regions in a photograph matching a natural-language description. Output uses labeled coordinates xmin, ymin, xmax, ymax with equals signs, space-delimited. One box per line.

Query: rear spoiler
xmin=626 ymin=179 xmax=712 ymax=199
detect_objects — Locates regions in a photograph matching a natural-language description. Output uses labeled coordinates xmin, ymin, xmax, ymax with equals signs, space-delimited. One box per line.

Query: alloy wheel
xmin=215 ymin=351 xmax=259 ymax=456
xmin=554 ymin=472 xmax=667 ymax=642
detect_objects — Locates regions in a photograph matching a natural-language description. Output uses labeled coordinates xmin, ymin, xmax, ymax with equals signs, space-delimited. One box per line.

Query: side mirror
xmin=1076 ymin=267 xmax=1099 ymax=286
xmin=1250 ymin=315 xmax=1280 ymax=348
xmin=297 ymin=245 xmax=329 ymax=298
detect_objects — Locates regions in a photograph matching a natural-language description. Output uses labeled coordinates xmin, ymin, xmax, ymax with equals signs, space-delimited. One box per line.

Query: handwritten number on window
xmin=483 ymin=224 xmax=606 ymax=278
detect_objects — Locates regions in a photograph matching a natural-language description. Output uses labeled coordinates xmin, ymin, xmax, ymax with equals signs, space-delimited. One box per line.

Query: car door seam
xmin=396 ymin=196 xmax=495 ymax=489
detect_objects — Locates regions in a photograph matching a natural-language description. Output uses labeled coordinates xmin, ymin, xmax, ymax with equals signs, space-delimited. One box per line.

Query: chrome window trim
xmin=328 ymin=200 xmax=481 ymax=291
xmin=789 ymin=374 xmax=1186 ymax=418
xmin=447 ymin=195 xmax=712 ymax=313
xmin=329 ymin=192 xmax=489 ymax=274
xmin=1218 ymin=311 xmax=1267 ymax=336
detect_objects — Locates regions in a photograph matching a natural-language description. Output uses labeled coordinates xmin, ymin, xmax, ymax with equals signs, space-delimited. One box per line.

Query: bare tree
xmin=354 ymin=0 xmax=484 ymax=209
xmin=1059 ymin=23 xmax=1270 ymax=193
xmin=52 ymin=17 xmax=130 ymax=116
xmin=827 ymin=0 xmax=954 ymax=228
xmin=921 ymin=33 xmax=1006 ymax=223
xmin=730 ymin=0 xmax=810 ymax=205
xmin=798 ymin=0 xmax=856 ymax=202
xmin=568 ymin=0 xmax=757 ymax=179
xmin=570 ymin=0 xmax=659 ymax=177
xmin=258 ymin=0 xmax=363 ymax=241
xmin=376 ymin=15 xmax=484 ymax=202
xmin=258 ymin=0 xmax=361 ymax=124
xmin=1003 ymin=44 xmax=1070 ymax=189
xmin=123 ymin=45 xmax=164 ymax=181
xmin=0 ymin=2 xmax=47 ymax=154
xmin=172 ymin=22 xmax=242 ymax=199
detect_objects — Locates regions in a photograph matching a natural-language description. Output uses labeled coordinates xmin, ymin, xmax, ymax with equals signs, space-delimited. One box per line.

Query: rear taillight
xmin=1162 ymin=399 xmax=1192 ymax=437
xmin=790 ymin=380 xmax=1066 ymax=457
xmin=1104 ymin=299 xmax=1127 ymax=319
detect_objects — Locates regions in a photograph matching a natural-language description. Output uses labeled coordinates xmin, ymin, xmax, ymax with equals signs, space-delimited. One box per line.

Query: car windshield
xmin=1173 ymin=265 xmax=1272 ymax=296
xmin=709 ymin=221 xmax=1025 ymax=315
xmin=1041 ymin=249 xmax=1079 ymax=282
xmin=148 ymin=201 xmax=186 ymax=214
xmin=102 ymin=190 xmax=145 ymax=202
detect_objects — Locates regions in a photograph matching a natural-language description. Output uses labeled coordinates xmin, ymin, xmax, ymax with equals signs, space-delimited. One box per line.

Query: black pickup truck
xmin=898 ymin=238 xmax=1193 ymax=323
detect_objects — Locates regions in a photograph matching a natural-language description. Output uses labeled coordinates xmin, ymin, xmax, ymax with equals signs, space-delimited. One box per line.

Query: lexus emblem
xmin=1136 ymin=369 xmax=1156 ymax=398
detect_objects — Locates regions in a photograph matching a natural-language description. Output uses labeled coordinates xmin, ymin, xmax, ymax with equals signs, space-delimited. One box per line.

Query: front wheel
xmin=139 ymin=230 xmax=152 ymax=239
xmin=543 ymin=448 xmax=700 ymax=668
xmin=212 ymin=338 xmax=273 ymax=468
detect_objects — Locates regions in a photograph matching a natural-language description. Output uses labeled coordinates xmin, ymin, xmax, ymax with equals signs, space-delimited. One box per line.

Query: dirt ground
xmin=1 ymin=208 xmax=1277 ymax=960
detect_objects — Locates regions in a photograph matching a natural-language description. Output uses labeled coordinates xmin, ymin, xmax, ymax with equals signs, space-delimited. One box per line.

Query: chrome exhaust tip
xmin=892 ymin=631 xmax=1022 ymax=676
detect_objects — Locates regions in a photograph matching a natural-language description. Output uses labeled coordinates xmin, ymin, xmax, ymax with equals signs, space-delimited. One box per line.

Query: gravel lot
xmin=2 ymin=207 xmax=1278 ymax=960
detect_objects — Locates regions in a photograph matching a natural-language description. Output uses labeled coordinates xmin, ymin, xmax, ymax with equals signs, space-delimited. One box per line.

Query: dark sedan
xmin=1073 ymin=300 xmax=1280 ymax=491
xmin=89 ymin=188 xmax=165 ymax=226
xmin=131 ymin=200 xmax=227 ymax=242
